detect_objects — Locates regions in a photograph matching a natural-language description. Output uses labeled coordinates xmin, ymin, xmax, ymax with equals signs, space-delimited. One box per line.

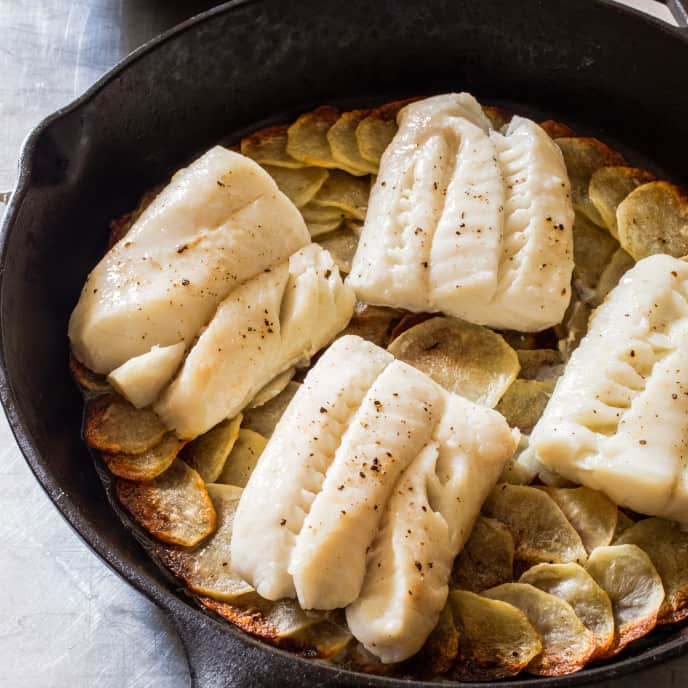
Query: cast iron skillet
xmin=2 ymin=1 xmax=688 ymax=686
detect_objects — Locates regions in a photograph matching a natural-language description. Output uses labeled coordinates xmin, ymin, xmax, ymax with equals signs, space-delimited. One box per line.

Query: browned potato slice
xmin=355 ymin=99 xmax=415 ymax=164
xmin=483 ymin=485 xmax=587 ymax=569
xmin=617 ymin=181 xmax=688 ymax=260
xmin=516 ymin=349 xmax=563 ymax=381
xmin=448 ymin=590 xmax=541 ymax=680
xmin=409 ymin=604 xmax=459 ymax=676
xmin=555 ymin=137 xmax=627 ymax=226
xmin=327 ymin=109 xmax=379 ymax=175
xmin=539 ymin=486 xmax=617 ymax=553
xmin=539 ymin=120 xmax=576 ymax=138
xmin=216 ymin=428 xmax=267 ymax=488
xmin=315 ymin=227 xmax=358 ymax=274
xmin=248 ymin=368 xmax=295 ymax=409
xmin=586 ymin=544 xmax=664 ymax=657
xmin=242 ymin=381 xmax=301 ymax=437
xmin=84 ymin=394 xmax=166 ymax=454
xmin=261 ymin=165 xmax=328 ymax=208
xmin=589 ymin=166 xmax=656 ymax=237
xmin=520 ymin=562 xmax=614 ymax=660
xmin=387 ymin=316 xmax=520 ymax=407
xmin=483 ymin=105 xmax=512 ymax=130
xmin=240 ymin=124 xmax=304 ymax=169
xmin=180 ymin=415 xmax=242 ymax=483
xmin=495 ymin=379 xmax=554 ymax=434
xmin=102 ymin=433 xmax=185 ymax=481
xmin=70 ymin=355 xmax=111 ymax=395
xmin=311 ymin=170 xmax=370 ymax=221
xmin=556 ymin=299 xmax=591 ymax=361
xmin=115 ymin=459 xmax=216 ymax=546
xmin=483 ymin=582 xmax=595 ymax=676
xmin=616 ymin=517 xmax=688 ymax=624
xmin=451 ymin=516 xmax=514 ymax=593
xmin=595 ymin=248 xmax=634 ymax=304
xmin=157 ymin=484 xmax=252 ymax=600
xmin=340 ymin=303 xmax=404 ymax=347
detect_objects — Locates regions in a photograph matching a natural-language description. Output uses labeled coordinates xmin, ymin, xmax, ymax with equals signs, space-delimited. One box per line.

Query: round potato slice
xmin=410 ymin=604 xmax=459 ymax=676
xmin=84 ymin=394 xmax=166 ymax=455
xmin=451 ymin=516 xmax=514 ymax=593
xmin=495 ymin=379 xmax=554 ymax=434
xmin=448 ymin=590 xmax=541 ymax=681
xmin=539 ymin=120 xmax=576 ymax=138
xmin=595 ymin=247 xmax=634 ymax=306
xmin=102 ymin=432 xmax=186 ymax=481
xmin=301 ymin=203 xmax=346 ymax=237
xmin=387 ymin=317 xmax=520 ymax=407
xmin=355 ymin=99 xmax=413 ymax=164
xmin=483 ymin=485 xmax=587 ymax=570
xmin=617 ymin=181 xmax=688 ymax=260
xmin=217 ymin=428 xmax=267 ymax=488
xmin=242 ymin=381 xmax=301 ymax=438
xmin=327 ymin=109 xmax=379 ymax=176
xmin=70 ymin=355 xmax=111 ymax=395
xmin=613 ymin=510 xmax=636 ymax=540
xmin=180 ymin=414 xmax=242 ymax=483
xmin=310 ymin=170 xmax=370 ymax=221
xmin=589 ymin=165 xmax=656 ymax=237
xmin=248 ymin=368 xmax=295 ymax=409
xmin=539 ymin=486 xmax=618 ymax=553
xmin=240 ymin=124 xmax=304 ymax=169
xmin=115 ymin=459 xmax=216 ymax=547
xmin=315 ymin=227 xmax=358 ymax=274
xmin=340 ymin=304 xmax=404 ymax=348
xmin=616 ymin=517 xmax=688 ymax=624
xmin=520 ymin=562 xmax=614 ymax=660
xmin=483 ymin=583 xmax=595 ymax=676
xmin=261 ymin=165 xmax=328 ymax=208
xmin=516 ymin=349 xmax=563 ymax=381
xmin=586 ymin=544 xmax=664 ymax=657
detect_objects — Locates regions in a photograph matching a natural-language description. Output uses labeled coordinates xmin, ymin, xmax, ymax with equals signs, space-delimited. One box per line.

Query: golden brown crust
xmin=102 ymin=433 xmax=186 ymax=481
xmin=539 ymin=119 xmax=576 ymax=138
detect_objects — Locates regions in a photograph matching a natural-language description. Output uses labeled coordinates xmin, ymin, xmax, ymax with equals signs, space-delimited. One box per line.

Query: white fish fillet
xmin=348 ymin=94 xmax=574 ymax=331
xmin=531 ymin=254 xmax=688 ymax=523
xmin=69 ymin=146 xmax=309 ymax=373
xmin=155 ymin=244 xmax=355 ymax=438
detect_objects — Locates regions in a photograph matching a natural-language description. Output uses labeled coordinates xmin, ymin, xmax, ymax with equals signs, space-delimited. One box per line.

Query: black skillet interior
xmin=2 ymin=1 xmax=688 ymax=686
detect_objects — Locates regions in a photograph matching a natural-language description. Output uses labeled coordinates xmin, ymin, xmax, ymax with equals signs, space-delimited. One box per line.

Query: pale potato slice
xmin=555 ymin=137 xmax=627 ymax=226
xmin=499 ymin=439 xmax=545 ymax=486
xmin=102 ymin=433 xmax=185 ymax=481
xmin=339 ymin=303 xmax=404 ymax=347
xmin=616 ymin=517 xmax=688 ymax=624
xmin=84 ymin=394 xmax=166 ymax=454
xmin=586 ymin=544 xmax=664 ymax=657
xmin=70 ymin=355 xmax=111 ymax=395
xmin=539 ymin=120 xmax=576 ymax=138
xmin=388 ymin=312 xmax=435 ymax=342
xmin=556 ymin=299 xmax=591 ymax=361
xmin=483 ymin=582 xmax=595 ymax=676
xmin=310 ymin=170 xmax=370 ymax=221
xmin=240 ymin=124 xmax=304 ymax=168
xmin=520 ymin=562 xmax=614 ymax=660
xmin=595 ymin=248 xmax=634 ymax=306
xmin=180 ymin=415 xmax=242 ymax=483
xmin=327 ymin=109 xmax=379 ymax=176
xmin=451 ymin=516 xmax=514 ymax=593
xmin=301 ymin=202 xmax=347 ymax=237
xmin=483 ymin=485 xmax=587 ymax=569
xmin=448 ymin=590 xmax=541 ymax=681
xmin=495 ymin=379 xmax=554 ymax=434
xmin=241 ymin=381 xmax=301 ymax=437
xmin=261 ymin=165 xmax=329 ymax=208
xmin=306 ymin=220 xmax=344 ymax=238
xmin=516 ymin=349 xmax=563 ymax=381
xmin=589 ymin=166 xmax=656 ymax=237
xmin=115 ymin=459 xmax=216 ymax=546
xmin=216 ymin=429 xmax=267 ymax=488
xmin=483 ymin=105 xmax=512 ymax=130
xmin=410 ymin=604 xmax=459 ymax=676
xmin=539 ymin=486 xmax=618 ymax=553
xmin=248 ymin=368 xmax=295 ymax=409
xmin=617 ymin=181 xmax=688 ymax=260
xmin=614 ymin=510 xmax=636 ymax=540
xmin=355 ymin=99 xmax=415 ymax=164
xmin=315 ymin=227 xmax=358 ymax=274
xmin=156 ymin=484 xmax=252 ymax=601
xmin=387 ymin=316 xmax=520 ymax=407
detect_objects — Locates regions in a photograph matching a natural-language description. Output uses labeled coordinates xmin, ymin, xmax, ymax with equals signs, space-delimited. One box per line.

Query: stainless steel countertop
xmin=0 ymin=1 xmax=684 ymax=686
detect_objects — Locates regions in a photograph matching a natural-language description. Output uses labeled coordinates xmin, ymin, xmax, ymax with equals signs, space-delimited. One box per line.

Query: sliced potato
xmin=248 ymin=368 xmax=295 ymax=409
xmin=387 ymin=316 xmax=520 ymax=407
xmin=306 ymin=220 xmax=343 ymax=238
xmin=448 ymin=590 xmax=541 ymax=681
xmin=315 ymin=227 xmax=358 ymax=274
xmin=301 ymin=202 xmax=347 ymax=237
xmin=217 ymin=428 xmax=267 ymax=488
xmin=327 ymin=109 xmax=378 ymax=175
xmin=156 ymin=484 xmax=252 ymax=601
xmin=482 ymin=105 xmax=512 ymax=130
xmin=616 ymin=517 xmax=688 ymax=624
xmin=310 ymin=170 xmax=370 ymax=221
xmin=451 ymin=516 xmax=514 ymax=593
xmin=483 ymin=484 xmax=587 ymax=569
xmin=70 ymin=355 xmax=111 ymax=395
xmin=242 ymin=381 xmax=301 ymax=437
xmin=355 ymin=99 xmax=414 ymax=164
xmin=180 ymin=415 xmax=242 ymax=483
xmin=540 ymin=486 xmax=618 ymax=553
xmin=115 ymin=459 xmax=216 ymax=546
xmin=520 ymin=562 xmax=614 ymax=660
xmin=483 ymin=582 xmax=595 ymax=676
xmin=557 ymin=299 xmax=591 ymax=361
xmin=589 ymin=165 xmax=656 ymax=237
xmin=516 ymin=349 xmax=563 ymax=381
xmin=586 ymin=544 xmax=664 ymax=657
xmin=339 ymin=303 xmax=404 ymax=348
xmin=614 ymin=510 xmax=636 ymax=540
xmin=595 ymin=248 xmax=634 ymax=304
xmin=345 ymin=643 xmax=398 ymax=675
xmin=240 ymin=124 xmax=304 ymax=168
xmin=102 ymin=432 xmax=185 ymax=481
xmin=409 ymin=604 xmax=459 ymax=676
xmin=555 ymin=137 xmax=627 ymax=226
xmin=539 ymin=120 xmax=576 ymax=138
xmin=84 ymin=394 xmax=166 ymax=454
xmin=495 ymin=379 xmax=554 ymax=434
xmin=388 ymin=312 xmax=435 ymax=342
xmin=499 ymin=440 xmax=545 ymax=486
xmin=617 ymin=181 xmax=688 ymax=260
xmin=261 ymin=165 xmax=328 ymax=208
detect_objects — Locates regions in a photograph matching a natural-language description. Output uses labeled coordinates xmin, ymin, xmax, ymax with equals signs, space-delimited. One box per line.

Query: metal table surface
xmin=0 ymin=1 xmax=685 ymax=686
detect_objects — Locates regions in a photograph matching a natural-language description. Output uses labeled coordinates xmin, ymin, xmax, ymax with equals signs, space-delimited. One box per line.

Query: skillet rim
xmin=1 ymin=0 xmax=687 ymax=685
